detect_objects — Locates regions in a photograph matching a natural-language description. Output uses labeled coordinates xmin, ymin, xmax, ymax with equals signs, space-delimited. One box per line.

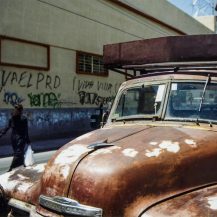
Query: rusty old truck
xmin=1 ymin=34 xmax=217 ymax=217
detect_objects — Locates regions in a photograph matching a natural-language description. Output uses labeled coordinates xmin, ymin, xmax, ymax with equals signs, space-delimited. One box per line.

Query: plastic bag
xmin=24 ymin=145 xmax=34 ymax=167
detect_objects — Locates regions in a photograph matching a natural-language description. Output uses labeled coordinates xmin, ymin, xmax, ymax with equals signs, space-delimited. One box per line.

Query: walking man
xmin=0 ymin=104 xmax=30 ymax=171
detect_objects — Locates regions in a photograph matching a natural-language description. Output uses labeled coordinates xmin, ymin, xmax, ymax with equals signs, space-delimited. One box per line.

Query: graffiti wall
xmin=0 ymin=48 xmax=124 ymax=145
xmin=72 ymin=76 xmax=120 ymax=106
xmin=0 ymin=70 xmax=62 ymax=108
xmin=0 ymin=68 xmax=121 ymax=109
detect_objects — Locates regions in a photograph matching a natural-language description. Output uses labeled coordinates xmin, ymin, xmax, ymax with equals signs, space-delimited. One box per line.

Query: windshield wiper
xmin=166 ymin=117 xmax=215 ymax=126
xmin=196 ymin=74 xmax=211 ymax=125
xmin=198 ymin=74 xmax=210 ymax=112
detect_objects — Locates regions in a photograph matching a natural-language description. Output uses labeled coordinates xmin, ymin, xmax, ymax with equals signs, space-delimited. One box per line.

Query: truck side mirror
xmin=100 ymin=111 xmax=109 ymax=128
xmin=100 ymin=101 xmax=112 ymax=127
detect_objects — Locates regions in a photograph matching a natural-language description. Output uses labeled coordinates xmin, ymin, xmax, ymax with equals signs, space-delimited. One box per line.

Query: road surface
xmin=0 ymin=150 xmax=56 ymax=175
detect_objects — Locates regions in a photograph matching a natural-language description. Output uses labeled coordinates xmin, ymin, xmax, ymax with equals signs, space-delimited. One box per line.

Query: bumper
xmin=8 ymin=198 xmax=43 ymax=217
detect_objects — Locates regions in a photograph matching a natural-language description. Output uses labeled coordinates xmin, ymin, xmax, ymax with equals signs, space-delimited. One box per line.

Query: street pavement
xmin=0 ymin=137 xmax=74 ymax=157
xmin=0 ymin=150 xmax=56 ymax=174
xmin=0 ymin=137 xmax=75 ymax=174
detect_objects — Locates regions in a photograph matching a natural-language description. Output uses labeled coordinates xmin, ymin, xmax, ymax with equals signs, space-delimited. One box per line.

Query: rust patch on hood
xmin=0 ymin=163 xmax=46 ymax=204
xmin=144 ymin=184 xmax=217 ymax=217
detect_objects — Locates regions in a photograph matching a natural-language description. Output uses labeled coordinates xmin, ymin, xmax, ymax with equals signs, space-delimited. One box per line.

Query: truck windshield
xmin=112 ymin=84 xmax=166 ymax=120
xmin=166 ymin=82 xmax=217 ymax=121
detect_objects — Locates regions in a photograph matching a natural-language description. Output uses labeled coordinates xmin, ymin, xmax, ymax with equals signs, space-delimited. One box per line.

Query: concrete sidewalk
xmin=0 ymin=137 xmax=75 ymax=158
xmin=0 ymin=150 xmax=56 ymax=174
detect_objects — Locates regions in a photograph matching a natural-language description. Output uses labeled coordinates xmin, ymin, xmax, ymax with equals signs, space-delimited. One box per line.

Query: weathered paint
xmin=0 ymin=163 xmax=45 ymax=192
xmin=38 ymin=144 xmax=90 ymax=198
xmin=207 ymin=196 xmax=217 ymax=210
xmin=145 ymin=148 xmax=161 ymax=157
xmin=185 ymin=139 xmax=197 ymax=148
xmin=122 ymin=148 xmax=138 ymax=158
xmin=141 ymin=214 xmax=152 ymax=217
xmin=144 ymin=184 xmax=217 ymax=217
xmin=159 ymin=141 xmax=180 ymax=153
xmin=149 ymin=142 xmax=158 ymax=146
xmin=145 ymin=140 xmax=180 ymax=158
xmin=0 ymin=163 xmax=46 ymax=203
xmin=54 ymin=144 xmax=89 ymax=165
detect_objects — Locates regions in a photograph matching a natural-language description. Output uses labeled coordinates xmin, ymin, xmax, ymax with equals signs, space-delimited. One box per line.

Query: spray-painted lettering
xmin=3 ymin=91 xmax=24 ymax=106
xmin=78 ymin=80 xmax=94 ymax=91
xmin=78 ymin=91 xmax=115 ymax=106
xmin=97 ymin=81 xmax=113 ymax=93
xmin=72 ymin=77 xmax=121 ymax=95
xmin=28 ymin=92 xmax=61 ymax=108
xmin=0 ymin=70 xmax=61 ymax=92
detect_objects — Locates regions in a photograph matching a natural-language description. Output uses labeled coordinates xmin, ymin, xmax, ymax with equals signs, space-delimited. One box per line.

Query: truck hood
xmin=38 ymin=124 xmax=217 ymax=217
xmin=67 ymin=125 xmax=217 ymax=217
xmin=39 ymin=125 xmax=151 ymax=198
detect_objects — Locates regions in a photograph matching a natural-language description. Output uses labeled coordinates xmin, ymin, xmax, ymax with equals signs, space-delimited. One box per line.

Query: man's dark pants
xmin=9 ymin=136 xmax=26 ymax=171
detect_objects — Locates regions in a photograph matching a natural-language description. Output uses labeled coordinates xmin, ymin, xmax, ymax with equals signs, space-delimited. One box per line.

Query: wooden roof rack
xmin=103 ymin=35 xmax=217 ymax=77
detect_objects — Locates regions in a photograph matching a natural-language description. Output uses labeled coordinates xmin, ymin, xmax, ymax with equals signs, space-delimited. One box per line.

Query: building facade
xmin=0 ymin=0 xmax=213 ymax=145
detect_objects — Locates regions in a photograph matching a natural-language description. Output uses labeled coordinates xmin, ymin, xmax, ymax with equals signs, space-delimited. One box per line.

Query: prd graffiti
xmin=0 ymin=70 xmax=61 ymax=92
xmin=28 ymin=92 xmax=61 ymax=108
xmin=78 ymin=91 xmax=115 ymax=106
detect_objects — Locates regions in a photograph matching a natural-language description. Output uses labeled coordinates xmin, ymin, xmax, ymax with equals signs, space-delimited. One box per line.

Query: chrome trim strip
xmin=39 ymin=195 xmax=103 ymax=217
xmin=88 ymin=142 xmax=113 ymax=150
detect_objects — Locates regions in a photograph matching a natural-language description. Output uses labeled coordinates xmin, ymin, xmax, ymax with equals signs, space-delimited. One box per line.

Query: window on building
xmin=76 ymin=51 xmax=108 ymax=76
